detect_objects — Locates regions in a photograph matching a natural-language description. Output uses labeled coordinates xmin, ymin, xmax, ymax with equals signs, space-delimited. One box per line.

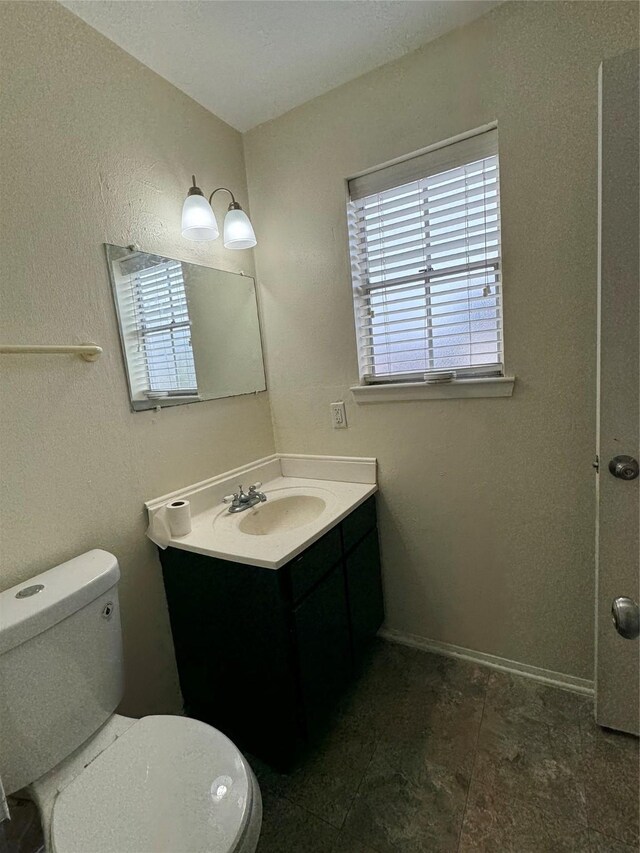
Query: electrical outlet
xmin=330 ymin=401 xmax=347 ymax=429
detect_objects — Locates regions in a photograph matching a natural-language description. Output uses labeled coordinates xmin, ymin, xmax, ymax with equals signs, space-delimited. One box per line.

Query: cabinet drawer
xmin=342 ymin=495 xmax=377 ymax=553
xmin=289 ymin=525 xmax=342 ymax=603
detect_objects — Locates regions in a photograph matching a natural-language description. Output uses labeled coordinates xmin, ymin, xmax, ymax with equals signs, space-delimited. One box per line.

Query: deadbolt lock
xmin=608 ymin=455 xmax=639 ymax=481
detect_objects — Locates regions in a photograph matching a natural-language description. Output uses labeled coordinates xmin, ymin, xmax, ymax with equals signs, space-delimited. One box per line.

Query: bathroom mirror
xmin=105 ymin=244 xmax=266 ymax=411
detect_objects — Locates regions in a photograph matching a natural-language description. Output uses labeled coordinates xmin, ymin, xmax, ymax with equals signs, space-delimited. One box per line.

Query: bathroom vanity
xmin=147 ymin=454 xmax=383 ymax=768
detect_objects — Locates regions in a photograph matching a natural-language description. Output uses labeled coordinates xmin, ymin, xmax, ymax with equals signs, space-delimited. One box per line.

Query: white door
xmin=595 ymin=49 xmax=639 ymax=735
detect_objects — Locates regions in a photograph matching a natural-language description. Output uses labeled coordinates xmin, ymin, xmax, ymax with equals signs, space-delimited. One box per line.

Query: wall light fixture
xmin=181 ymin=176 xmax=257 ymax=249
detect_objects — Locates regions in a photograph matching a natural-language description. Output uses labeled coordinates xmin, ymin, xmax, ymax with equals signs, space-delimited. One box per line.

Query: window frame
xmin=347 ymin=124 xmax=514 ymax=401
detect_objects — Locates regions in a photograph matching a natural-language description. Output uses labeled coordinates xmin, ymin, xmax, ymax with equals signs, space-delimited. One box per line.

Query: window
xmin=348 ymin=127 xmax=503 ymax=386
xmin=112 ymin=251 xmax=198 ymax=402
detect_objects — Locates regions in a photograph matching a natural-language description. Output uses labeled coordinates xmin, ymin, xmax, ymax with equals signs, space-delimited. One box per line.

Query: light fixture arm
xmin=208 ymin=187 xmax=241 ymax=211
xmin=187 ymin=177 xmax=241 ymax=210
xmin=187 ymin=175 xmax=205 ymax=197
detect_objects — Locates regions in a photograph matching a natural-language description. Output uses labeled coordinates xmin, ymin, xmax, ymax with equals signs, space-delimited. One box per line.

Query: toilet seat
xmin=50 ymin=715 xmax=254 ymax=853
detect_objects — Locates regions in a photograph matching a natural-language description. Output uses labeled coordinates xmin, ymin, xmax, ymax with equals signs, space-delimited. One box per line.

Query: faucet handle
xmin=248 ymin=482 xmax=262 ymax=492
xmin=223 ymin=486 xmax=244 ymax=503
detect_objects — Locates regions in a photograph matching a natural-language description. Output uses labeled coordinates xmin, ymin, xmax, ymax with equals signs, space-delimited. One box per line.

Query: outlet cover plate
xmin=330 ymin=401 xmax=347 ymax=429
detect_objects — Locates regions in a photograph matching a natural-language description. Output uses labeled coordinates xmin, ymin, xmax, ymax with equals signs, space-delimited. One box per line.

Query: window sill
xmin=350 ymin=375 xmax=515 ymax=403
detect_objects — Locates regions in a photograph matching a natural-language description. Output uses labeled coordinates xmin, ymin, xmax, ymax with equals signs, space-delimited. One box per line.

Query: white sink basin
xmin=147 ymin=456 xmax=377 ymax=568
xmin=238 ymin=494 xmax=326 ymax=536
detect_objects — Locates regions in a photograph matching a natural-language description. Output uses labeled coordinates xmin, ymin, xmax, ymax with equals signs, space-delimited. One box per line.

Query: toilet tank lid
xmin=0 ymin=550 xmax=120 ymax=656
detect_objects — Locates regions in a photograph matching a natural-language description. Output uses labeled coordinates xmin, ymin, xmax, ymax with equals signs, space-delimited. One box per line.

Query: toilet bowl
xmin=30 ymin=714 xmax=262 ymax=853
xmin=0 ymin=550 xmax=262 ymax=853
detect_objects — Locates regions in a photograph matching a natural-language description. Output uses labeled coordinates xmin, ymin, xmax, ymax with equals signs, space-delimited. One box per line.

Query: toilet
xmin=0 ymin=550 xmax=262 ymax=853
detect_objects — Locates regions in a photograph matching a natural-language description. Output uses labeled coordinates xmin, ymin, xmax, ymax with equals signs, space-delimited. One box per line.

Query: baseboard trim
xmin=378 ymin=628 xmax=594 ymax=697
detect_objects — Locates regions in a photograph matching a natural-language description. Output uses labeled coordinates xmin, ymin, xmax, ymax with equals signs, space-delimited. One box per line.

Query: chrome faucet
xmin=222 ymin=483 xmax=267 ymax=513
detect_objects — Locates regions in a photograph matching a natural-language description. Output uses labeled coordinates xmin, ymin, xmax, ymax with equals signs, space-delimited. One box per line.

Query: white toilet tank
xmin=0 ymin=550 xmax=124 ymax=794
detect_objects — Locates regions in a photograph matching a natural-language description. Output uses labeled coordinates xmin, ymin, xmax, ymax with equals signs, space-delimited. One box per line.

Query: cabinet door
xmin=293 ymin=562 xmax=351 ymax=737
xmin=160 ymin=547 xmax=303 ymax=767
xmin=345 ymin=527 xmax=384 ymax=667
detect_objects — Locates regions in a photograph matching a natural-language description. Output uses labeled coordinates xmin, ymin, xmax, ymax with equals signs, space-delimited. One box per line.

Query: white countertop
xmin=145 ymin=454 xmax=377 ymax=569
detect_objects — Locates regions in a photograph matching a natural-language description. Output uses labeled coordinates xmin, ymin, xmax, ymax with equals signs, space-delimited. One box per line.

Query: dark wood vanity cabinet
xmin=159 ymin=495 xmax=383 ymax=768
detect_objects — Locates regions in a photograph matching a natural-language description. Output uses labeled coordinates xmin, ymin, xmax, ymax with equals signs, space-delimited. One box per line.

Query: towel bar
xmin=0 ymin=344 xmax=102 ymax=362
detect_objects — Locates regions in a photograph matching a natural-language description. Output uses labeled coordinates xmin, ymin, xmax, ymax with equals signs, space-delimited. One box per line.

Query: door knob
xmin=608 ymin=455 xmax=639 ymax=480
xmin=611 ymin=597 xmax=640 ymax=640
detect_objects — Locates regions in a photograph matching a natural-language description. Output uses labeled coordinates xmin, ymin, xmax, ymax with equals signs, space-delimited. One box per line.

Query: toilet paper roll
xmin=166 ymin=500 xmax=192 ymax=537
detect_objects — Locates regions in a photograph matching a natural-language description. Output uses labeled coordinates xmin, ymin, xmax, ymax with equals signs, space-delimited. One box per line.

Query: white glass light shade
xmin=181 ymin=194 xmax=219 ymax=241
xmin=223 ymin=208 xmax=257 ymax=249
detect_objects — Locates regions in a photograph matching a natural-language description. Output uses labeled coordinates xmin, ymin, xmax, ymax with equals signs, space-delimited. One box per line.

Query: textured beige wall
xmin=244 ymin=1 xmax=638 ymax=680
xmin=0 ymin=2 xmax=275 ymax=715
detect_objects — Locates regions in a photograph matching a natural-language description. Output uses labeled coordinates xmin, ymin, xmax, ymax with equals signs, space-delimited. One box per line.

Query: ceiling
xmin=60 ymin=1 xmax=501 ymax=132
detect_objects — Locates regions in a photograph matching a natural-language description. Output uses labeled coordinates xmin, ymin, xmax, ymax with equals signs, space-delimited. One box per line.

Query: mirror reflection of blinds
xmin=348 ymin=128 xmax=503 ymax=383
xmin=124 ymin=260 xmax=198 ymax=396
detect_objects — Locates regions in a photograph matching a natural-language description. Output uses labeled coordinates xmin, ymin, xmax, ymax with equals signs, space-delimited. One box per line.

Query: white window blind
xmin=117 ymin=256 xmax=198 ymax=398
xmin=348 ymin=128 xmax=503 ymax=384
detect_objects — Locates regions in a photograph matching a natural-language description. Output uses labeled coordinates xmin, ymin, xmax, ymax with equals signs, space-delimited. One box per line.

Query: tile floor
xmin=4 ymin=640 xmax=638 ymax=853
xmin=251 ymin=641 xmax=638 ymax=853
